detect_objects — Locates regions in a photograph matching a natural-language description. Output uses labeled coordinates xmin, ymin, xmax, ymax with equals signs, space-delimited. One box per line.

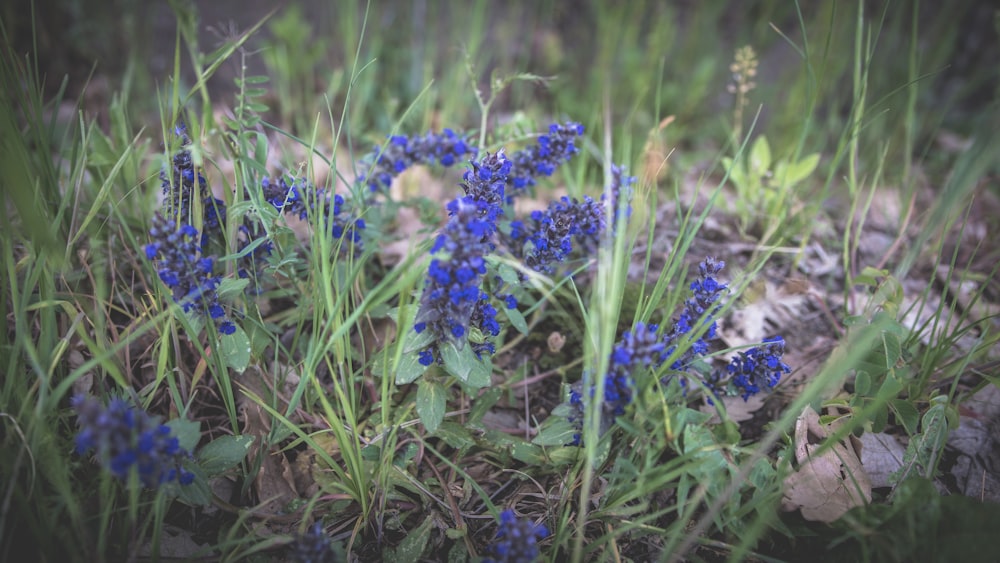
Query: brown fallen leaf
xmin=236 ymin=368 xmax=301 ymax=520
xmin=781 ymin=406 xmax=872 ymax=522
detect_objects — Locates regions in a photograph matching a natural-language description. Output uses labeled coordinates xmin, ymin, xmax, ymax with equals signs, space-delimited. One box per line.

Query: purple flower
xmin=660 ymin=257 xmax=727 ymax=371
xmin=728 ymin=336 xmax=791 ymax=400
xmin=507 ymin=122 xmax=584 ymax=195
xmin=358 ymin=129 xmax=477 ymax=192
xmin=160 ymin=124 xmax=225 ymax=248
xmin=569 ymin=322 xmax=664 ymax=444
xmin=508 ymin=195 xmax=606 ymax=273
xmin=72 ymin=395 xmax=194 ymax=488
xmin=261 ymin=174 xmax=365 ymax=253
xmin=484 ymin=509 xmax=548 ymax=563
xmin=414 ymin=153 xmax=511 ymax=365
xmin=145 ymin=213 xmax=234 ymax=334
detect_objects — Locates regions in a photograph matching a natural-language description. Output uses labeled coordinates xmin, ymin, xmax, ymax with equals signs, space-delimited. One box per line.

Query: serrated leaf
xmin=219 ymin=325 xmax=251 ymax=372
xmin=196 ymin=435 xmax=255 ymax=477
xmin=166 ymin=418 xmax=201 ymax=452
xmin=505 ymin=306 xmax=529 ymax=335
xmin=416 ymin=379 xmax=447 ymax=433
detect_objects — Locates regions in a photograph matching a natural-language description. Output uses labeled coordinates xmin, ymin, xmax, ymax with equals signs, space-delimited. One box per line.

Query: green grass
xmin=2 ymin=1 xmax=999 ymax=561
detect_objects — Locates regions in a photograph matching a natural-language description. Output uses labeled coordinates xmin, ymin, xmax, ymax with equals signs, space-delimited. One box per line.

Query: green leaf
xmin=497 ymin=263 xmax=520 ymax=285
xmin=166 ymin=418 xmax=201 ymax=452
xmin=174 ymin=463 xmax=212 ymax=506
xmin=196 ymin=435 xmax=255 ymax=477
xmin=416 ymin=379 xmax=447 ymax=433
xmin=855 ymin=371 xmax=872 ymax=396
xmin=750 ymin=136 xmax=772 ymax=173
xmin=890 ymin=399 xmax=920 ymax=436
xmin=854 ymin=266 xmax=890 ymax=288
xmin=779 ymin=152 xmax=819 ymax=185
xmin=881 ymin=332 xmax=902 ymax=369
xmin=393 ymin=349 xmax=429 ymax=385
xmin=216 ymin=277 xmax=250 ymax=300
xmin=469 ymin=387 xmax=502 ymax=424
xmin=440 ymin=341 xmax=491 ymax=388
xmin=394 ymin=515 xmax=433 ymax=563
xmin=532 ymin=417 xmax=578 ymax=446
xmin=434 ymin=422 xmax=475 ymax=449
xmin=219 ymin=325 xmax=251 ymax=373
xmin=505 ymin=306 xmax=529 ymax=335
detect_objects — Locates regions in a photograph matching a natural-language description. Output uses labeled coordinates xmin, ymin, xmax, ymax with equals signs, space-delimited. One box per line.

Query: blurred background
xmin=5 ymin=0 xmax=998 ymax=178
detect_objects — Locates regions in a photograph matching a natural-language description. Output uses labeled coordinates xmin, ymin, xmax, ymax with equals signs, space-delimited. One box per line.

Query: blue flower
xmin=484 ymin=509 xmax=548 ymax=563
xmin=160 ymin=125 xmax=225 ymax=247
xmin=72 ymin=395 xmax=194 ymax=488
xmin=145 ymin=213 xmax=234 ymax=334
xmin=569 ymin=322 xmax=664 ymax=444
xmin=261 ymin=174 xmax=365 ymax=253
xmin=508 ymin=195 xmax=606 ymax=273
xmin=507 ymin=122 xmax=584 ymax=195
xmin=660 ymin=257 xmax=727 ymax=370
xmin=358 ymin=129 xmax=476 ymax=192
xmin=290 ymin=522 xmax=341 ymax=563
xmin=414 ymin=153 xmax=511 ymax=364
xmin=728 ymin=336 xmax=791 ymax=400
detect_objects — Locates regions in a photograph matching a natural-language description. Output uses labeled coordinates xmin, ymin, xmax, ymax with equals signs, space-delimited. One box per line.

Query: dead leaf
xmin=859 ymin=432 xmax=906 ymax=488
xmin=781 ymin=406 xmax=872 ymax=522
xmin=722 ymin=278 xmax=809 ymax=348
xmin=236 ymin=368 xmax=301 ymax=518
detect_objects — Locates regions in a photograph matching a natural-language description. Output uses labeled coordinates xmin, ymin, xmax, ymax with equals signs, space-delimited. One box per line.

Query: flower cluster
xmin=727 ymin=335 xmax=791 ymax=400
xmin=414 ymin=153 xmax=511 ymax=365
xmin=144 ymin=213 xmax=235 ymax=334
xmin=483 ymin=510 xmax=548 ymax=563
xmin=262 ymin=174 xmax=366 ymax=251
xmin=160 ymin=125 xmax=226 ymax=246
xmin=507 ymin=122 xmax=585 ymax=194
xmin=290 ymin=522 xmax=342 ymax=563
xmin=660 ymin=257 xmax=727 ymax=371
xmin=508 ymin=195 xmax=606 ymax=273
xmin=569 ymin=322 xmax=664 ymax=443
xmin=358 ymin=129 xmax=476 ymax=192
xmin=72 ymin=395 xmax=194 ymax=488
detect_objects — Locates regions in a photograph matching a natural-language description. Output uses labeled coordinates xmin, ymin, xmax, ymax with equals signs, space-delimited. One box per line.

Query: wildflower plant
xmin=483 ymin=510 xmax=549 ymax=563
xmin=556 ymin=257 xmax=793 ymax=445
xmin=358 ymin=128 xmax=476 ymax=193
xmin=72 ymin=395 xmax=194 ymax=488
xmin=144 ymin=213 xmax=236 ymax=334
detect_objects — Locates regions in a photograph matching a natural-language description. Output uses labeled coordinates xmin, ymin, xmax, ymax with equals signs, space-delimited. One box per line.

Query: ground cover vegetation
xmin=2 ymin=1 xmax=999 ymax=561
